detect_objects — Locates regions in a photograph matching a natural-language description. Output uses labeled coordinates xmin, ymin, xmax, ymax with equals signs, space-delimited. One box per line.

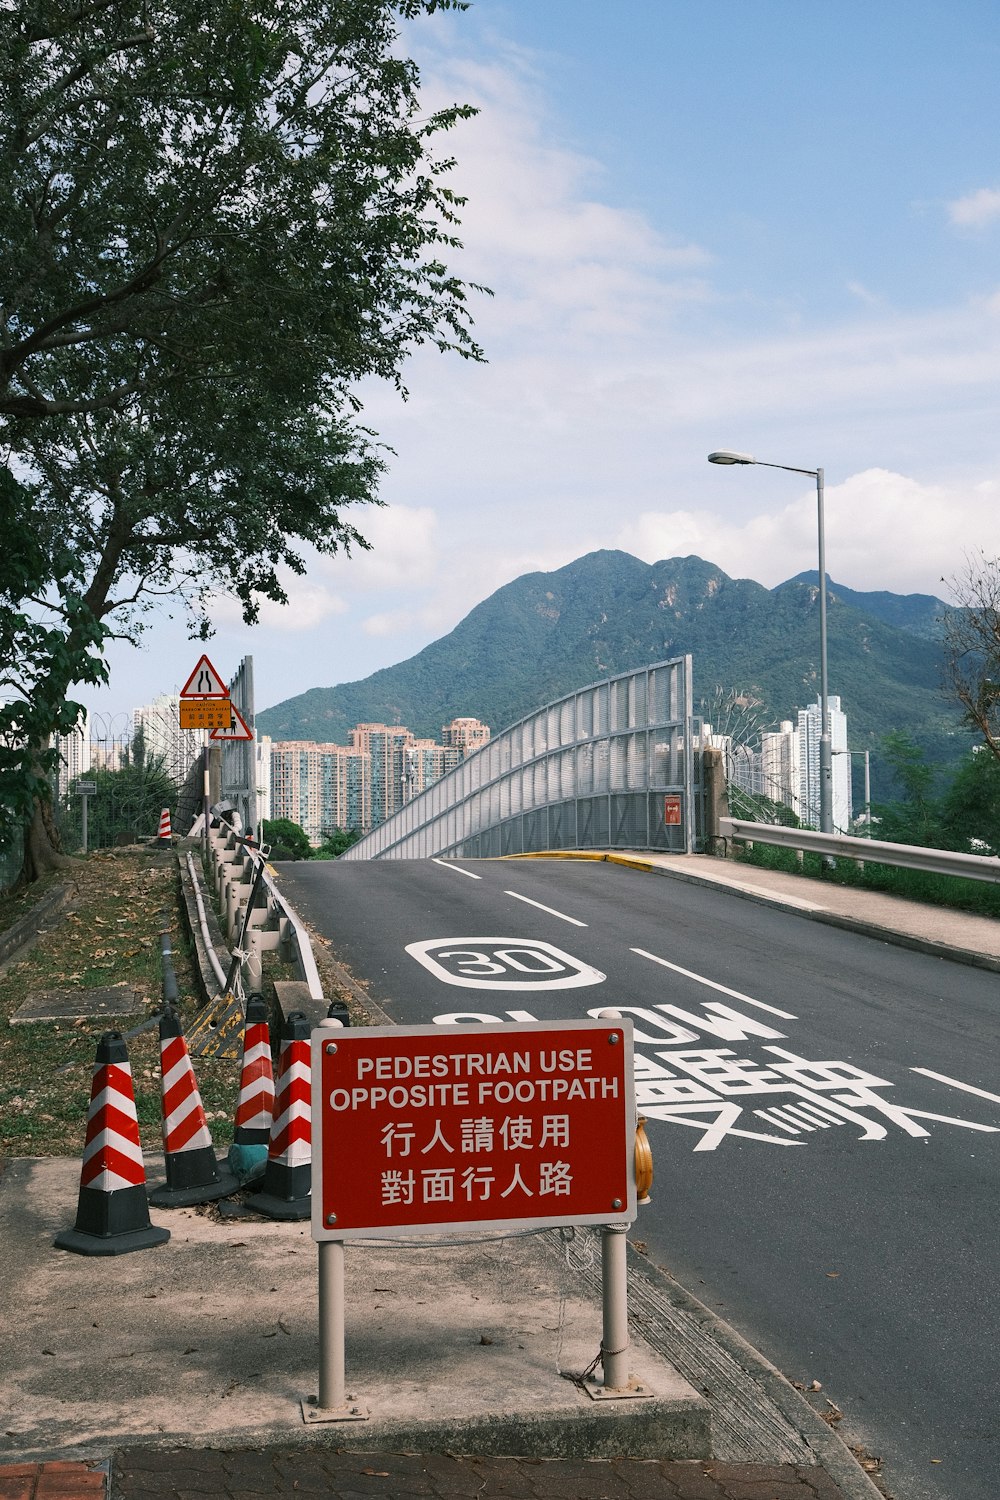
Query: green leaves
xmin=1 ymin=0 xmax=485 ymax=882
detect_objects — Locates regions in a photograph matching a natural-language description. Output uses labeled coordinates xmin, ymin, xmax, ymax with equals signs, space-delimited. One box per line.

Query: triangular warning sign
xmin=209 ymin=703 xmax=253 ymax=741
xmin=180 ymin=654 xmax=229 ymax=698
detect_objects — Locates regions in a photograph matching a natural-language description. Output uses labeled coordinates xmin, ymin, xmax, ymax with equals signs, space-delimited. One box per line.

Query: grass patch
xmin=735 ymin=840 xmax=1000 ymax=918
xmin=0 ymin=847 xmax=240 ymax=1158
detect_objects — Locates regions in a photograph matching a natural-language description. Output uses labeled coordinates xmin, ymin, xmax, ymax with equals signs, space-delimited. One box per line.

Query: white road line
xmin=630 ymin=949 xmax=797 ymax=1019
xmin=432 ymin=859 xmax=482 ymax=880
xmin=911 ymin=1068 xmax=1000 ymax=1105
xmin=753 ymin=1109 xmax=802 ymax=1134
xmin=504 ymin=890 xmax=587 ymax=927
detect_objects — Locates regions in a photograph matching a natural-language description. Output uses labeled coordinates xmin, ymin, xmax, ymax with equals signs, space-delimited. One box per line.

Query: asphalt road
xmin=276 ymin=856 xmax=1000 ymax=1500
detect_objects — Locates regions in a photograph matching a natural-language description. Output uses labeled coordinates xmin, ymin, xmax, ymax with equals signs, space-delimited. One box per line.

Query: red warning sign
xmin=180 ymin=654 xmax=229 ymax=698
xmin=312 ymin=1019 xmax=636 ymax=1241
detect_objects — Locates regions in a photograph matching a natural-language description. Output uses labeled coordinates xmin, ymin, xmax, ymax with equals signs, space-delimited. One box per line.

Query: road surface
xmin=276 ymin=856 xmax=1000 ymax=1500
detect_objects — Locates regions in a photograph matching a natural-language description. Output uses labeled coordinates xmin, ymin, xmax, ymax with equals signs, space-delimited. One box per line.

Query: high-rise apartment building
xmin=441 ymin=717 xmax=491 ymax=754
xmin=133 ymin=693 xmax=206 ymax=785
xmin=270 ymin=742 xmax=371 ymax=845
xmin=348 ymin=724 xmax=417 ymax=829
xmin=760 ymin=720 xmax=800 ymax=815
xmin=54 ymin=714 xmax=92 ymax=798
xmin=796 ymin=696 xmax=851 ymax=831
xmin=270 ymin=716 xmax=491 ymax=843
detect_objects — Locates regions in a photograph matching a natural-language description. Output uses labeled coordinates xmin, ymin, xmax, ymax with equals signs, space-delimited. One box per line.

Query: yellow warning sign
xmin=179 ymin=699 xmax=233 ymax=730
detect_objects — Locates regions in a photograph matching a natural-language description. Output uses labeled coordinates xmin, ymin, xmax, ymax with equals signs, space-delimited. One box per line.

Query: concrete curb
xmin=0 ymin=879 xmax=78 ymax=974
xmin=617 ymin=854 xmax=1000 ymax=975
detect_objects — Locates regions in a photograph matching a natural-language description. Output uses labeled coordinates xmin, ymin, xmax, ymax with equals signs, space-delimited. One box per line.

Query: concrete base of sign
xmin=299 ymin=1395 xmax=371 ymax=1424
xmin=581 ymin=1373 xmax=656 ymax=1400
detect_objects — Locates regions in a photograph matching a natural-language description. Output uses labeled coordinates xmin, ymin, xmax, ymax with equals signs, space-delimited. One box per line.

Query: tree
xmin=315 ymin=826 xmax=364 ymax=859
xmin=67 ymin=755 xmax=177 ymax=851
xmin=1 ymin=0 xmax=486 ymax=883
xmin=261 ymin=818 xmax=312 ymax=861
xmin=871 ymin=730 xmax=942 ymax=847
xmin=941 ymin=552 xmax=1000 ymax=763
xmin=939 ymin=747 xmax=1000 ymax=857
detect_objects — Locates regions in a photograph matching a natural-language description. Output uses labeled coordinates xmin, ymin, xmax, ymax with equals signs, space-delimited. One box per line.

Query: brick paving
xmin=67 ymin=1448 xmax=860 ymax=1499
xmin=0 ymin=1462 xmax=108 ymax=1500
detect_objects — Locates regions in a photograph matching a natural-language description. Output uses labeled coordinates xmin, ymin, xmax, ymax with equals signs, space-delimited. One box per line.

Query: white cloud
xmin=323 ymin=506 xmax=439 ymax=591
xmin=210 ymin=577 xmax=348 ymax=632
xmin=615 ymin=469 xmax=996 ymax=597
xmin=947 ymin=186 xmax=1000 ymax=227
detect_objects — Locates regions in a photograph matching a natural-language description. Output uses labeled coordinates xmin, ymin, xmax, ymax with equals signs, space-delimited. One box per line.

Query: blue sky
xmin=87 ymin=1 xmax=1000 ymax=722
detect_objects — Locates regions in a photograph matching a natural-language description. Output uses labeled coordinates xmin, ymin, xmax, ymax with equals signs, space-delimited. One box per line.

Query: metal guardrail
xmin=204 ymin=822 xmax=323 ymax=1001
xmin=719 ymin=818 xmax=1000 ymax=885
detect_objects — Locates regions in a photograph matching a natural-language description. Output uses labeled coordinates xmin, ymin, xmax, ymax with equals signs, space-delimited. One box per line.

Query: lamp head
xmin=707 ymin=451 xmax=756 ymax=465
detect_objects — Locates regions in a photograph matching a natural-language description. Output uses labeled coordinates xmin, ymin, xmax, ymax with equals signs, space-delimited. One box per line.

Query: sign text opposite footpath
xmin=312 ymin=1020 xmax=636 ymax=1240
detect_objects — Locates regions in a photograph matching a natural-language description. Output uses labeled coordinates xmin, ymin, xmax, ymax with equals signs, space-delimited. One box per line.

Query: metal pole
xmin=317 ymin=1238 xmax=346 ymax=1410
xmin=601 ymin=1224 xmax=630 ymax=1391
xmin=816 ymin=467 xmax=834 ymax=836
xmin=81 ymin=793 xmax=88 ymax=857
xmin=202 ymin=744 xmax=211 ymax=860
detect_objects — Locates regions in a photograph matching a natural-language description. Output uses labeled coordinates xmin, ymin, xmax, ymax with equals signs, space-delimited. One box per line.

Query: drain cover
xmin=11 ymin=984 xmax=145 ymax=1025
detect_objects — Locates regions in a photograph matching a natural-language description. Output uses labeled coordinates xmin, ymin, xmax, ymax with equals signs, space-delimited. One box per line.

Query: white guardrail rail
xmin=719 ymin=819 xmax=1000 ymax=885
xmin=203 ymin=820 xmax=324 ymax=1001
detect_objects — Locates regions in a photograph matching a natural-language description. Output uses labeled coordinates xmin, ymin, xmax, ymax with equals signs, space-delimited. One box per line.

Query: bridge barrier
xmin=341 ymin=657 xmax=702 ymax=860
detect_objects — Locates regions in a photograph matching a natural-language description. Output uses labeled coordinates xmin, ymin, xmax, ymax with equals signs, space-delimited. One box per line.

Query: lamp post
xmin=707 ymin=451 xmax=833 ymax=836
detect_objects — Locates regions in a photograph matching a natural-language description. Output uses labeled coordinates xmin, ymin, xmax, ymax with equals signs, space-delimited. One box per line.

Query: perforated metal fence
xmin=340 ymin=656 xmax=701 ymax=860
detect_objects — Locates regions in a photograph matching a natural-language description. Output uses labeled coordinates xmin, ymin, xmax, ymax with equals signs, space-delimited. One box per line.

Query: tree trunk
xmin=23 ymin=798 xmax=79 ymax=883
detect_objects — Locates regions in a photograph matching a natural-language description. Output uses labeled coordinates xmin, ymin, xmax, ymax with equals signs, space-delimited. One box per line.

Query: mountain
xmin=256 ymin=551 xmax=965 ymax=774
xmin=785 ymin=571 xmax=946 ymax=640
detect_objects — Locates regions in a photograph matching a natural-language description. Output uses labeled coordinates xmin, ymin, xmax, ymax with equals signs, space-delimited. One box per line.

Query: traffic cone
xmin=147 ymin=1009 xmax=238 ymax=1207
xmin=55 ymin=1031 xmax=170 ymax=1256
xmin=155 ymin=808 xmax=173 ymax=847
xmin=226 ymin=993 xmax=274 ymax=1185
xmin=246 ymin=1011 xmax=311 ymax=1220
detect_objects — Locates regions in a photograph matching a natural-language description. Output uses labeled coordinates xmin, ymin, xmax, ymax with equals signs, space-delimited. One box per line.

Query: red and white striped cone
xmin=246 ymin=1010 xmax=311 ymax=1220
xmin=227 ymin=993 xmax=274 ymax=1184
xmin=155 ymin=808 xmax=173 ymax=848
xmin=148 ymin=1009 xmax=238 ymax=1207
xmin=55 ymin=1031 xmax=170 ymax=1256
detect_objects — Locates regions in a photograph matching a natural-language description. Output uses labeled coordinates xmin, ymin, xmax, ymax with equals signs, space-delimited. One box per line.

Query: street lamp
xmin=707 ymin=450 xmax=833 ymax=836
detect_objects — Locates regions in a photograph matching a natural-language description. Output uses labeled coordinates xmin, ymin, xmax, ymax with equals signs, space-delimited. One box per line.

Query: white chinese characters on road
xmin=423 ymin=947 xmax=1000 ymax=1152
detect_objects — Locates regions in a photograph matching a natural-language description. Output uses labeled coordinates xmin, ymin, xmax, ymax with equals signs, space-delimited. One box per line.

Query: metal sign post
xmin=75 ymin=780 xmax=96 ymax=856
xmin=305 ymin=1018 xmax=642 ymax=1421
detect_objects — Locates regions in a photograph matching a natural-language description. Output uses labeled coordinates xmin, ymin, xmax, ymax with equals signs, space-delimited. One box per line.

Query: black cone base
xmin=54 ymin=1182 xmax=170 ymax=1257
xmin=148 ymin=1147 xmax=239 ymax=1207
xmin=244 ymin=1189 xmax=311 ymax=1221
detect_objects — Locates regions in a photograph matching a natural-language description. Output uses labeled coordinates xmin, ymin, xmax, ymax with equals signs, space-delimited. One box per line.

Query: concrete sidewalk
xmin=0 ymin=1150 xmax=878 ymax=1498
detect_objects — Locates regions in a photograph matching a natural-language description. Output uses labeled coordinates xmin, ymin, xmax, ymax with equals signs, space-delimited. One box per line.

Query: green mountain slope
xmin=256 ymin=550 xmax=964 ymax=772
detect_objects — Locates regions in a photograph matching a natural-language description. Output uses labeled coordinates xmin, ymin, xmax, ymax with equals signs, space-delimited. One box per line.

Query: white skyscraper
xmin=796 ymin=697 xmax=851 ymax=831
xmin=133 ymin=693 xmax=205 ymax=785
xmin=55 ymin=713 xmax=92 ymax=798
xmin=760 ymin=720 xmax=800 ymax=815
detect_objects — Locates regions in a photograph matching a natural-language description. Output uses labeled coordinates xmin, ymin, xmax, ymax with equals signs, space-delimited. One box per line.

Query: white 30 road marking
xmin=631 ymin=948 xmax=796 ymax=1020
xmin=911 ymin=1068 xmax=1000 ymax=1105
xmin=504 ymin=890 xmax=587 ymax=927
xmin=407 ymin=937 xmax=605 ymax=990
xmin=432 ymin=859 xmax=482 ymax=880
